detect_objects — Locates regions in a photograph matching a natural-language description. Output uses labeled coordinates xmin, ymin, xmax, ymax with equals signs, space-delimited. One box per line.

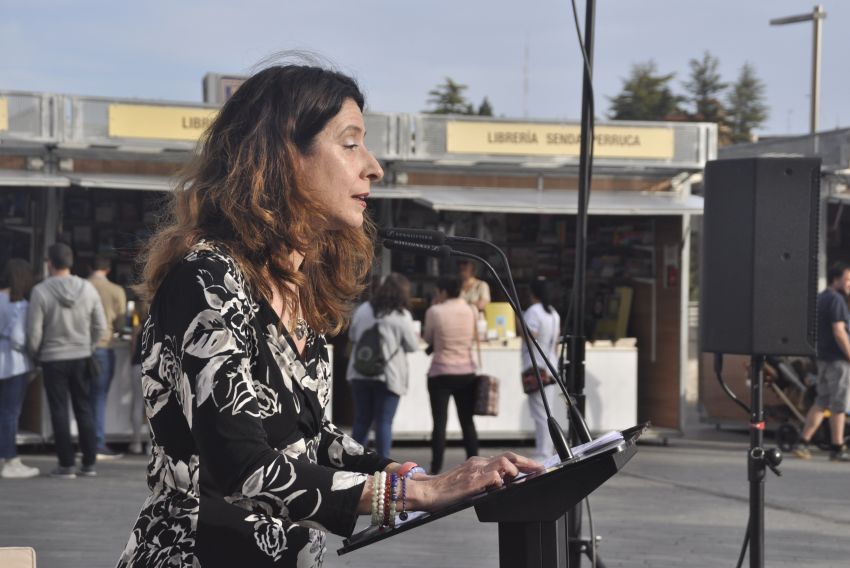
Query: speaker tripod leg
xmin=567 ymin=505 xmax=607 ymax=568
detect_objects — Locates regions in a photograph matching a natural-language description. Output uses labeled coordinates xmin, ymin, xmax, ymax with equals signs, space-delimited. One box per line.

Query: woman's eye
xmin=344 ymin=143 xmax=359 ymax=150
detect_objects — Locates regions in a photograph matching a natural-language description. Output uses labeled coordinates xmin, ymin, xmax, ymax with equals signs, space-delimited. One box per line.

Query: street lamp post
xmin=770 ymin=5 xmax=826 ymax=134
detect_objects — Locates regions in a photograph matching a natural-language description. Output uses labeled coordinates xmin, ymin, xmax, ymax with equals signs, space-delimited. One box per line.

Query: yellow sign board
xmin=108 ymin=104 xmax=219 ymax=141
xmin=0 ymin=98 xmax=8 ymax=132
xmin=446 ymin=121 xmax=675 ymax=160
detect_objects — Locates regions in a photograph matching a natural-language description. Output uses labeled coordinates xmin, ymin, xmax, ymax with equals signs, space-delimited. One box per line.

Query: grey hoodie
xmin=27 ymin=275 xmax=107 ymax=362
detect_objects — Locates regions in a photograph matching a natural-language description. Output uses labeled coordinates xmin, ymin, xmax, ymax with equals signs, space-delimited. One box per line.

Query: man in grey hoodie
xmin=27 ymin=243 xmax=106 ymax=479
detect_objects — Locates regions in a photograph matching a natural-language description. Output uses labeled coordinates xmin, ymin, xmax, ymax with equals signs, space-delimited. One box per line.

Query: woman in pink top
xmin=423 ymin=275 xmax=480 ymax=473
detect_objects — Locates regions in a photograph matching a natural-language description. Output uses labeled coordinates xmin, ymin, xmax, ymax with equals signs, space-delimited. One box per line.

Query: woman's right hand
xmin=406 ymin=452 xmax=544 ymax=512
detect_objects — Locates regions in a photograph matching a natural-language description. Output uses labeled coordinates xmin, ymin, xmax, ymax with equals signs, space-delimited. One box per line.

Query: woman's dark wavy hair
xmin=370 ymin=273 xmax=411 ymax=317
xmin=0 ymin=259 xmax=34 ymax=302
xmin=139 ymin=63 xmax=376 ymax=334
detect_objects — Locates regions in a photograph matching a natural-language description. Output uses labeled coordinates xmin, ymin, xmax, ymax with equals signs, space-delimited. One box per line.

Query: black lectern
xmin=339 ymin=424 xmax=645 ymax=568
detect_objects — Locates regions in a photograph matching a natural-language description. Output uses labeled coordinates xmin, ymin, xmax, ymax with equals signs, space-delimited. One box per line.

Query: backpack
xmin=353 ymin=321 xmax=395 ymax=377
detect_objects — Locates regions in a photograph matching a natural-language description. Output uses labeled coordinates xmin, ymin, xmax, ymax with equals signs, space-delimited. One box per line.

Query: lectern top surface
xmin=338 ymin=423 xmax=647 ymax=556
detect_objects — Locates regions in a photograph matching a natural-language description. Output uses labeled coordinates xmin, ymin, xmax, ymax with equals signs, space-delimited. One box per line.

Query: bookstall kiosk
xmin=0 ymin=89 xmax=714 ymax=442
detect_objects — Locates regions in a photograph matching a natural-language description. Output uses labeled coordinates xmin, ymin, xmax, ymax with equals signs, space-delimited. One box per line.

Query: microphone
xmin=381 ymin=239 xmax=452 ymax=260
xmin=382 ymin=235 xmax=578 ymax=460
xmin=379 ymin=228 xmax=446 ymax=245
xmin=382 ymin=228 xmax=593 ymax=447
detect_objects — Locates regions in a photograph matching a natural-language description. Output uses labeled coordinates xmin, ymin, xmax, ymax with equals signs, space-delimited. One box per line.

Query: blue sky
xmin=2 ymin=0 xmax=846 ymax=136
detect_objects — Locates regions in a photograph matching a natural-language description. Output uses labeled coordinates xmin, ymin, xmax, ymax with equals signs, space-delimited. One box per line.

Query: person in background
xmin=27 ymin=243 xmax=106 ymax=479
xmin=424 ymin=275 xmax=480 ymax=474
xmin=0 ymin=259 xmax=39 ymax=479
xmin=346 ymin=273 xmax=419 ymax=458
xmin=458 ymin=259 xmax=491 ymax=311
xmin=88 ymin=254 xmax=127 ymax=459
xmin=117 ymin=62 xmax=541 ymax=568
xmin=521 ymin=277 xmax=562 ymax=461
xmin=127 ymin=300 xmax=149 ymax=455
xmin=793 ymin=262 xmax=850 ymax=462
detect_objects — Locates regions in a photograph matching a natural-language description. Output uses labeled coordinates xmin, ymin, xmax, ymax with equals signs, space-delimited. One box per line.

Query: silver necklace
xmin=288 ymin=301 xmax=308 ymax=340
xmin=292 ymin=317 xmax=309 ymax=341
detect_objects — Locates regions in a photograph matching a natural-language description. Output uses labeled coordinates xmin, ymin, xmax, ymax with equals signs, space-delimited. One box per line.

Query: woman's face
xmin=298 ymin=98 xmax=384 ymax=230
xmin=459 ymin=261 xmax=474 ymax=280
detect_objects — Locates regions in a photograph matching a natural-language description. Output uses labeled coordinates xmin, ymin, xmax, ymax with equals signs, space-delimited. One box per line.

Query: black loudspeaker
xmin=701 ymin=157 xmax=820 ymax=356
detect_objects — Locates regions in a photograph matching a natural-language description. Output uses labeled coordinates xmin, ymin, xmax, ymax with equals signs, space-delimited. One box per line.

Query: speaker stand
xmin=745 ymin=355 xmax=783 ymax=568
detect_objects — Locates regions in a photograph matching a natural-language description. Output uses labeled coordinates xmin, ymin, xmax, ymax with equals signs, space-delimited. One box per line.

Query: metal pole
xmin=567 ymin=1 xmax=596 ymax=566
xmin=769 ymin=5 xmax=826 ymax=135
xmin=748 ymin=355 xmax=766 ymax=568
xmin=569 ymin=0 xmax=595 ymax=409
xmin=810 ymin=5 xmax=823 ymax=134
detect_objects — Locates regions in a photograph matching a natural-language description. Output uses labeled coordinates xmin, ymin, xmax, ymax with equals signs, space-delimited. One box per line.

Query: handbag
xmin=471 ymin=308 xmax=499 ymax=416
xmin=521 ymin=367 xmax=556 ymax=394
xmin=473 ymin=374 xmax=499 ymax=416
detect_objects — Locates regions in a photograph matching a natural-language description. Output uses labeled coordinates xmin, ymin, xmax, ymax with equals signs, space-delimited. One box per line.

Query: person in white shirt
xmin=521 ymin=278 xmax=562 ymax=461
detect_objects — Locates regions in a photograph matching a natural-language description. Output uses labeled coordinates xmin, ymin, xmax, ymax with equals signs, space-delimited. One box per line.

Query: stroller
xmin=764 ymin=356 xmax=850 ymax=451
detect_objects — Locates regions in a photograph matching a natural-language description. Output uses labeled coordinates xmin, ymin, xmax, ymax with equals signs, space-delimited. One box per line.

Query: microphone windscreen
xmin=382 ymin=239 xmax=452 ymax=260
xmin=378 ymin=228 xmax=446 ymax=245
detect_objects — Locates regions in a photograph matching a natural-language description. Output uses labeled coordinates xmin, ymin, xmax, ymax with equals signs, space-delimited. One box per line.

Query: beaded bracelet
xmin=383 ymin=473 xmax=392 ymax=527
xmin=399 ymin=475 xmax=408 ymax=521
xmin=396 ymin=461 xmax=418 ymax=478
xmin=389 ymin=496 xmax=398 ymax=527
xmin=372 ymin=471 xmax=387 ymax=527
xmin=406 ymin=466 xmax=426 ymax=478
xmin=396 ymin=462 xmax=427 ymax=479
xmin=371 ymin=473 xmax=381 ymax=526
xmin=390 ymin=474 xmax=399 ymax=527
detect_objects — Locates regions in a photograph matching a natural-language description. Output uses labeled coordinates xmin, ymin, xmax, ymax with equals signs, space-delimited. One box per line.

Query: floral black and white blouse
xmin=118 ymin=242 xmax=390 ymax=567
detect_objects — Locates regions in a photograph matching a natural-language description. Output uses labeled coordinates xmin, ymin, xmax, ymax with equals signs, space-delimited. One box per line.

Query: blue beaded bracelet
xmin=405 ymin=466 xmax=426 ymax=479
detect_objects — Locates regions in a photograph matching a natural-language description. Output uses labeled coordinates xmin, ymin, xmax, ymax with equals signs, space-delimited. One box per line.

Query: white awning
xmin=0 ymin=170 xmax=69 ymax=187
xmin=387 ymin=185 xmax=703 ymax=215
xmin=369 ymin=186 xmax=423 ymax=200
xmin=67 ymin=173 xmax=174 ymax=192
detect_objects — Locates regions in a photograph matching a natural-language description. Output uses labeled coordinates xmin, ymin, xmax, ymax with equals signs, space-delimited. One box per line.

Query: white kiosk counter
xmin=392 ymin=339 xmax=638 ymax=440
xmin=26 ymin=338 xmax=633 ymax=445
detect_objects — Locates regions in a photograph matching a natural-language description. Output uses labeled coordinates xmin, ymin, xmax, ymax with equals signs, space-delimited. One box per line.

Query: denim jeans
xmin=0 ymin=373 xmax=29 ymax=459
xmin=427 ymin=373 xmax=479 ymax=474
xmin=92 ymin=348 xmax=116 ymax=449
xmin=350 ymin=379 xmax=401 ymax=458
xmin=42 ymin=359 xmax=97 ymax=468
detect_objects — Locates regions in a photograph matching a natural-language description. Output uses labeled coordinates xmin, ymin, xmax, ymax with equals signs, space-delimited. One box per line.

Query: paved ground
xmin=1 ymin=420 xmax=849 ymax=568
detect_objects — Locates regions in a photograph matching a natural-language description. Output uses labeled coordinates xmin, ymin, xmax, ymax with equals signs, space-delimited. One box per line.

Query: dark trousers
xmin=42 ymin=359 xmax=97 ymax=468
xmin=428 ymin=373 xmax=479 ymax=473
xmin=0 ymin=373 xmax=29 ymax=459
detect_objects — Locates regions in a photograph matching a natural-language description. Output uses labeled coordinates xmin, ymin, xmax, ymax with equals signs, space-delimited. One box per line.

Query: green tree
xmin=726 ymin=63 xmax=769 ymax=144
xmin=683 ymin=51 xmax=727 ymax=122
xmin=683 ymin=51 xmax=733 ymax=144
xmin=608 ymin=61 xmax=684 ymax=120
xmin=477 ymin=97 xmax=494 ymax=116
xmin=425 ymin=78 xmax=473 ymax=115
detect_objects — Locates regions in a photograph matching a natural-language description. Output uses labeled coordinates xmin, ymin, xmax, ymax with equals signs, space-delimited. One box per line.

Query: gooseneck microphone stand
xmin=565 ymin=0 xmax=599 ymax=566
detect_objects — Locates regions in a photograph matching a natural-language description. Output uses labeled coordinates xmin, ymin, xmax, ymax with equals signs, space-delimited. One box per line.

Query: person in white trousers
xmin=521 ymin=278 xmax=561 ymax=461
